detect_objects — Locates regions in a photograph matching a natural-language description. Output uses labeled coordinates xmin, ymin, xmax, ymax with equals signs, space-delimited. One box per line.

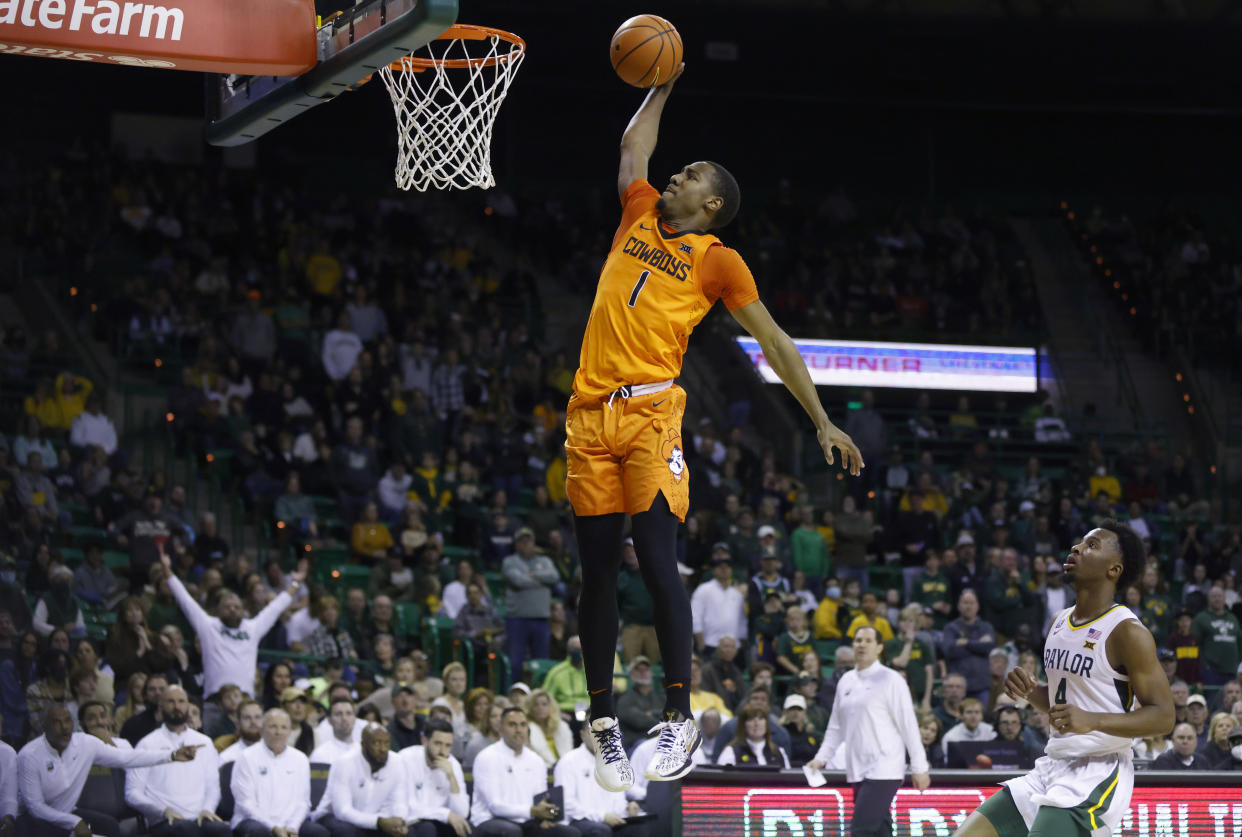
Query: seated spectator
xmin=1196 ymin=712 xmax=1238 ymax=770
xmin=554 ymin=720 xmax=649 ymax=837
xmin=431 ymin=663 xmax=469 ymax=742
xmin=940 ymin=698 xmax=996 ymax=759
xmin=526 ymin=688 xmax=573 ymax=767
xmin=72 ymin=544 xmax=128 ymax=611
xmin=230 ymin=708 xmax=327 ymax=837
xmin=711 ymin=688 xmax=791 ymax=760
xmin=72 ymin=638 xmax=114 ymax=706
xmin=78 ymin=700 xmax=123 ymax=748
xmin=332 ymin=417 xmax=379 ymax=523
xmin=844 ymin=591 xmax=894 ymax=642
xmin=275 ymin=473 xmax=319 ymax=542
xmin=32 ymin=566 xmax=83 ymax=639
xmin=124 ymin=685 xmax=227 ymax=837
xmin=470 ymin=707 xmax=580 ymax=837
xmin=300 ymin=596 xmax=357 ymax=663
xmin=1167 ymin=611 xmax=1202 ymax=686
xmin=401 ymin=717 xmax=471 ymax=837
xmin=16 ymin=451 xmax=61 ymax=527
xmin=388 ymin=685 xmax=426 ymax=752
xmin=688 ymin=656 xmax=730 ymax=720
xmin=310 ymin=697 xmax=361 ymax=766
xmin=107 ymin=597 xmax=157 ymax=688
xmin=17 ymin=704 xmax=197 ymax=837
xmin=716 ymin=704 xmax=791 ymax=768
xmin=454 ymin=581 xmax=504 ymax=671
xmin=699 ymin=636 xmax=744 ymax=711
xmin=25 ymin=649 xmax=72 ymax=738
xmin=617 ymin=657 xmax=662 ymax=750
xmin=812 ymin=581 xmax=843 ymax=641
xmin=281 ymin=687 xmax=317 ymax=756
xmin=993 ymin=704 xmax=1033 ymax=763
xmin=543 ymin=636 xmax=588 ymax=714
xmin=351 ymin=503 xmax=394 ymax=561
xmin=69 ymin=396 xmax=118 ymax=457
xmin=121 ymin=673 xmax=168 ymax=746
xmin=1153 ymin=722 xmax=1208 ymax=770
xmin=885 ymin=604 xmax=935 ymax=712
xmin=314 ymin=724 xmax=406 ymax=837
xmin=220 ymin=699 xmax=265 ymax=764
xmin=1187 ymin=694 xmax=1210 ymax=745
xmin=918 ymin=711 xmax=946 ymax=769
xmin=774 ymin=605 xmax=814 ymax=676
xmin=113 ymin=671 xmax=148 ymax=732
xmin=779 ymin=695 xmax=817 ymax=768
xmin=463 ymin=702 xmax=504 ymax=771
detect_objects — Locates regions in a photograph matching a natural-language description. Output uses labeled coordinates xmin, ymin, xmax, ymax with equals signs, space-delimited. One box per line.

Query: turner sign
xmin=735 ymin=337 xmax=1039 ymax=393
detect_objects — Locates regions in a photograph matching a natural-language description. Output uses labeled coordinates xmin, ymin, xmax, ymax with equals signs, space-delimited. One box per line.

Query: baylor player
xmin=953 ymin=521 xmax=1174 ymax=837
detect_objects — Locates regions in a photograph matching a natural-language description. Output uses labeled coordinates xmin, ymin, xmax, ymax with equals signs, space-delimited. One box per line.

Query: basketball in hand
xmin=610 ymin=14 xmax=683 ymax=88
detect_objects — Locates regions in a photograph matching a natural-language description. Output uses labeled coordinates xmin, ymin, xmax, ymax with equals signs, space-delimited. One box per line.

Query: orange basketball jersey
xmin=573 ymin=179 xmax=759 ymax=400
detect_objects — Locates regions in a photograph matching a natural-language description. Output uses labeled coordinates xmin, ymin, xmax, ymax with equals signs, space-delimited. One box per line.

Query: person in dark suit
xmin=1152 ymin=722 xmax=1208 ymax=770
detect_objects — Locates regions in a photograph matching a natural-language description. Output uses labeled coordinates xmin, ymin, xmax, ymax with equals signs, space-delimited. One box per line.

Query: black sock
xmin=573 ymin=511 xmax=626 ymax=721
xmin=631 ymin=492 xmax=693 ymax=718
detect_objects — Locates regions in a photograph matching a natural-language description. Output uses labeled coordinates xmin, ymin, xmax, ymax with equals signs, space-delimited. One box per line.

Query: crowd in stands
xmin=0 ymin=152 xmax=1241 ymax=836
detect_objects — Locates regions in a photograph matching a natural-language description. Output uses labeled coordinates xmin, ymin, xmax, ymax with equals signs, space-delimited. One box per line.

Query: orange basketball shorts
xmin=564 ymin=384 xmax=690 ymax=521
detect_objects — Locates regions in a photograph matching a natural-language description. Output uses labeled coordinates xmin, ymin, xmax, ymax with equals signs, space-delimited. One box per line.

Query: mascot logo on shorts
xmin=661 ymin=428 xmax=685 ymax=483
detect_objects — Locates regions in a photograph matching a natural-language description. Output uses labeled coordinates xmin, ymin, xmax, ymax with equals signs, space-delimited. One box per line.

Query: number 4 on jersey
xmin=1054 ymin=679 xmax=1067 ymax=704
xmin=627 ymin=270 xmax=650 ymax=307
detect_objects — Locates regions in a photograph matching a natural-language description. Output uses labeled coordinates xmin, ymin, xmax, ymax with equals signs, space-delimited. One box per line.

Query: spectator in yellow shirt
xmin=1088 ymin=466 xmax=1122 ymax=504
xmin=812 ymin=581 xmax=843 ymax=640
xmin=689 ymin=656 xmax=733 ymax=719
xmin=845 ymin=590 xmax=895 ymax=642
xmin=51 ymin=372 xmax=93 ymax=430
xmin=351 ymin=502 xmax=395 ymax=559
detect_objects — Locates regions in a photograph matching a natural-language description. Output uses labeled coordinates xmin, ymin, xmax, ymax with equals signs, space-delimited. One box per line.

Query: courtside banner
xmin=681 ymin=783 xmax=1242 ymax=836
xmin=735 ymin=337 xmax=1039 ymax=393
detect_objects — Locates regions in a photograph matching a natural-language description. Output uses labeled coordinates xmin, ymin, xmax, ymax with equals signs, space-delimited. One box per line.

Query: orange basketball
xmin=610 ymin=14 xmax=683 ymax=88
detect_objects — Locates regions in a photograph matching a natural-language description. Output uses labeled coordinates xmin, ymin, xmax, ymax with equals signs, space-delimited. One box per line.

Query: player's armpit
xmin=1095 ymin=619 xmax=1176 ymax=738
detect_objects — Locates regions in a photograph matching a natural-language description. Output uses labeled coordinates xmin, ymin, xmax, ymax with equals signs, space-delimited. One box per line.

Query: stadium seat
xmin=310 ymin=762 xmax=331 ymax=809
xmin=524 ymin=658 xmax=557 ymax=688
xmin=102 ymin=551 xmax=130 ymax=571
xmin=396 ymin=602 xmax=421 ymax=638
xmin=217 ymin=762 xmax=234 ymax=821
xmin=77 ymin=764 xmax=138 ymax=831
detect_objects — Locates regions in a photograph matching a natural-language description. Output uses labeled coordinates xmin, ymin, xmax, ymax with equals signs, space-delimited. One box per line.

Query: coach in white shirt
xmin=808 ymin=626 xmax=929 ymax=837
xmin=231 ymin=708 xmax=328 ymax=837
xmin=162 ymin=551 xmax=304 ymax=722
xmin=17 ymin=704 xmax=199 ymax=837
xmin=125 ymin=685 xmax=229 ymax=837
xmin=0 ymin=735 xmax=16 ymax=837
xmin=316 ymin=724 xmax=407 ymax=837
xmin=400 ymin=717 xmax=469 ymax=837
xmin=470 ymin=707 xmax=581 ymax=837
xmin=221 ymin=700 xmax=265 ymax=765
xmin=554 ymin=723 xmax=647 ymax=837
xmin=310 ymin=698 xmax=361 ymax=767
xmin=690 ymin=556 xmax=748 ymax=653
xmin=313 ymin=686 xmax=367 ymax=751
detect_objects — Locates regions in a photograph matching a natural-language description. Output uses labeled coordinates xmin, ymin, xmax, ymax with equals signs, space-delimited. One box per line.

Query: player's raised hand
xmin=817 ymin=422 xmax=864 ymax=476
xmin=289 ymin=557 xmax=309 ymax=584
xmin=1003 ymin=667 xmax=1038 ymax=701
xmin=658 ymin=61 xmax=686 ymax=88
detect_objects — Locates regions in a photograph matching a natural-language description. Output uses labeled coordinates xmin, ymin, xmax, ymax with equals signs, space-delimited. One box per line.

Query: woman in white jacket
xmin=808 ymin=625 xmax=930 ymax=837
xmin=526 ymin=689 xmax=573 ymax=767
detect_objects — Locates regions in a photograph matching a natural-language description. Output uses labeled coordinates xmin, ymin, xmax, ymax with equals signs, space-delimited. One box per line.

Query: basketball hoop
xmin=379 ymin=23 xmax=525 ymax=191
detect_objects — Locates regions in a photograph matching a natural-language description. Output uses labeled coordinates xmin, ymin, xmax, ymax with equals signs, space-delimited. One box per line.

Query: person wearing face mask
xmin=543 ymin=636 xmax=589 ymax=715
xmin=32 ymin=565 xmax=84 ymax=639
xmin=1226 ymin=724 xmax=1242 ymax=771
xmin=808 ymin=626 xmax=930 ymax=837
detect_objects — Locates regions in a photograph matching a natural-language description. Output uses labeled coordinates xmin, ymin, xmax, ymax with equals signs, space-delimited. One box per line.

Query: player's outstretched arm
xmin=1048 ymin=620 xmax=1175 ymax=738
xmin=617 ymin=63 xmax=686 ymax=199
xmin=730 ymin=300 xmax=862 ymax=475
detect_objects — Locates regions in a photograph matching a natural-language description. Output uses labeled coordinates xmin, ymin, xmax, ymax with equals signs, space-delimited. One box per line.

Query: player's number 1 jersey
xmin=1042 ymin=604 xmax=1140 ymax=759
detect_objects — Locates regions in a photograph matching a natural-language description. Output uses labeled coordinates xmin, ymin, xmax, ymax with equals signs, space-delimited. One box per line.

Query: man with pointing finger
xmin=125 ymin=685 xmax=228 ymax=837
xmin=17 ymin=704 xmax=201 ymax=837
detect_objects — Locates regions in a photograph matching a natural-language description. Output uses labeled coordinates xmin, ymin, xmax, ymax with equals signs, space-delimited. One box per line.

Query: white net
xmin=379 ymin=26 xmax=525 ymax=192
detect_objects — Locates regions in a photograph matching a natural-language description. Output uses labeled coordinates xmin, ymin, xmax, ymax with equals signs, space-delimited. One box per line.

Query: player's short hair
xmin=1096 ymin=519 xmax=1145 ymax=592
xmin=705 ymin=161 xmax=740 ymax=229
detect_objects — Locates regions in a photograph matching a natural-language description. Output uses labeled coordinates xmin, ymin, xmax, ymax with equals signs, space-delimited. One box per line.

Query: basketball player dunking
xmin=566 ymin=63 xmax=863 ymax=792
xmin=953 ymin=521 xmax=1175 ymax=837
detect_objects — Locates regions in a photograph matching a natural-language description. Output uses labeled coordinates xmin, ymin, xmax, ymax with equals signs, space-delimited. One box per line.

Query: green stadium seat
xmin=59 ymin=547 xmax=85 ymax=566
xmin=331 ymin=565 xmax=371 ymax=596
xmin=102 ymin=551 xmax=129 ymax=571
xmin=524 ymin=657 xmax=557 ymax=688
xmin=67 ymin=525 xmax=109 ymax=542
xmin=396 ymin=602 xmax=421 ymax=637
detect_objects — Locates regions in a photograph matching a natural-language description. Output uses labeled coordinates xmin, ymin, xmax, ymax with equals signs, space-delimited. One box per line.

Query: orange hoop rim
xmin=387 ymin=23 xmax=525 ymax=72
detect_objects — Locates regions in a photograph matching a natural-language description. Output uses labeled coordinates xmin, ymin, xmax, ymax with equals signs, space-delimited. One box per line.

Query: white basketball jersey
xmin=1042 ymin=604 xmax=1140 ymax=759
